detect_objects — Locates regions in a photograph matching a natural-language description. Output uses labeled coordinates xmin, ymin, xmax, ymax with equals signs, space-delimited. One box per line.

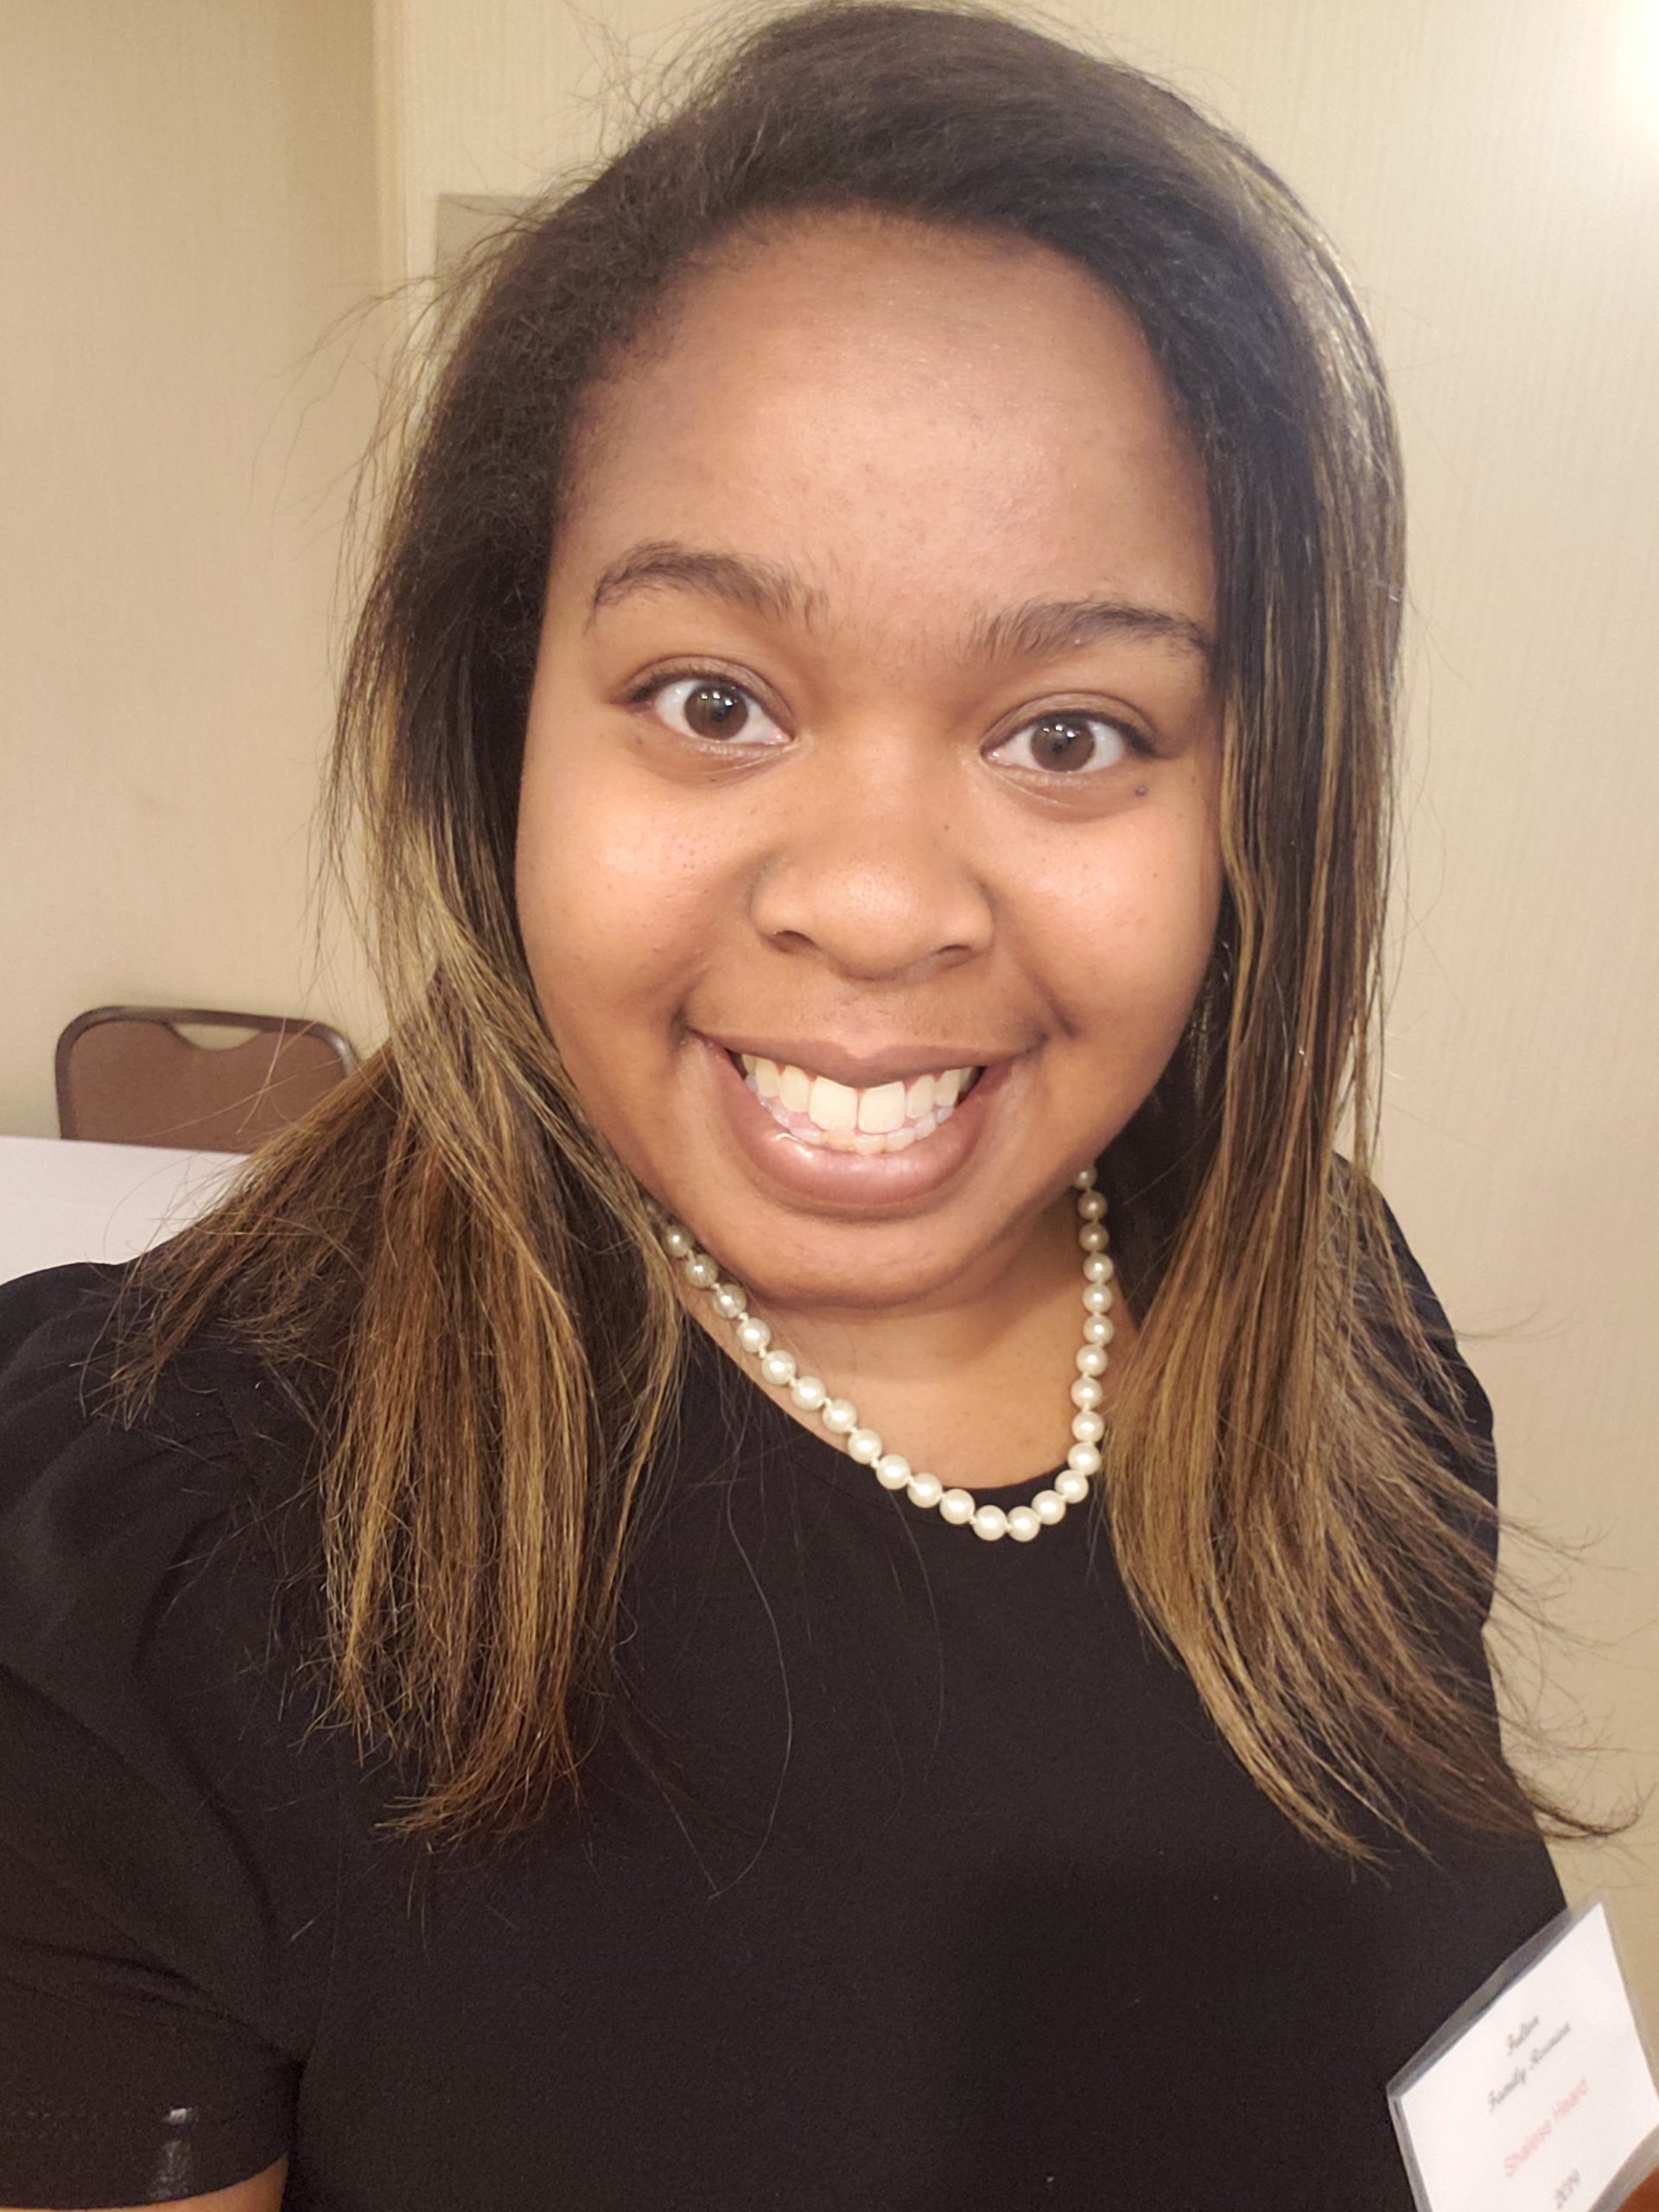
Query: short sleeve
xmin=0 ymin=1263 xmax=305 ymax=2204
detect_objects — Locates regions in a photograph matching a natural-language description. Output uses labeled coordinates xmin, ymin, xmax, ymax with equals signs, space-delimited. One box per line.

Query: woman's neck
xmin=677 ymin=1190 xmax=1134 ymax=1491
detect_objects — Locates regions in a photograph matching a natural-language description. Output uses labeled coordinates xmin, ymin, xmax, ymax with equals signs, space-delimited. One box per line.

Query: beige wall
xmin=376 ymin=0 xmax=1659 ymax=2014
xmin=4 ymin=0 xmax=1656 ymax=2024
xmin=1 ymin=0 xmax=385 ymax=1140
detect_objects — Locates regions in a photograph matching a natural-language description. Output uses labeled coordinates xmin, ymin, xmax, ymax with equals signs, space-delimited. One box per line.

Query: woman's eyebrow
xmin=969 ymin=594 xmax=1212 ymax=667
xmin=588 ymin=541 xmax=814 ymax=631
xmin=584 ymin=538 xmax=1212 ymax=666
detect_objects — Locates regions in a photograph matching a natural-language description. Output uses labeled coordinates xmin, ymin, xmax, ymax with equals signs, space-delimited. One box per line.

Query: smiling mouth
xmin=728 ymin=1050 xmax=987 ymax=1154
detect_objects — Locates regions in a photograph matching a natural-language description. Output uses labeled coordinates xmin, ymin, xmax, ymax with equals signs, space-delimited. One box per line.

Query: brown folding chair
xmin=55 ymin=1006 xmax=357 ymax=1154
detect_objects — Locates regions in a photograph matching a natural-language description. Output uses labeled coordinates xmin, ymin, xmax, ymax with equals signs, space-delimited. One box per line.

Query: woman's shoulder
xmin=0 ymin=1255 xmax=321 ymax=1694
xmin=1364 ymin=1183 xmax=1498 ymax=1493
xmin=0 ymin=1254 xmax=316 ymax=1485
xmin=0 ymin=1249 xmax=336 ymax=1858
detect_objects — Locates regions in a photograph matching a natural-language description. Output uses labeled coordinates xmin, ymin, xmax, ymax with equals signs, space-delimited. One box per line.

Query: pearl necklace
xmin=654 ymin=1164 xmax=1113 ymax=1543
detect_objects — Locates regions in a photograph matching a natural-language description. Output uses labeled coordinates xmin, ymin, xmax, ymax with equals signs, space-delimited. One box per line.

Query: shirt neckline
xmin=682 ymin=1319 xmax=1074 ymax=1511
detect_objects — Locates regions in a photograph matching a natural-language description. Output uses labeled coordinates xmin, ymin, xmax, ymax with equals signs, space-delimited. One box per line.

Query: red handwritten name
xmin=1504 ymin=2118 xmax=1552 ymax=2177
xmin=1502 ymin=2079 xmax=1590 ymax=2178
xmin=1554 ymin=2078 xmax=1589 ymax=2123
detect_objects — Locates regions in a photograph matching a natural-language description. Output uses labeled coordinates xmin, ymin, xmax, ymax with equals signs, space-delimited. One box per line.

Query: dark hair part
xmin=120 ymin=0 xmax=1610 ymax=1859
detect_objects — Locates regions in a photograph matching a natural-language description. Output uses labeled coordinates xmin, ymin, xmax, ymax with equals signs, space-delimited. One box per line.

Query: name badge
xmin=1389 ymin=1898 xmax=1659 ymax=2212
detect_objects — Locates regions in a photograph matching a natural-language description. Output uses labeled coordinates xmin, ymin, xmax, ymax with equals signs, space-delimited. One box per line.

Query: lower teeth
xmin=774 ymin=1105 xmax=949 ymax=1153
xmin=741 ymin=1071 xmax=976 ymax=1153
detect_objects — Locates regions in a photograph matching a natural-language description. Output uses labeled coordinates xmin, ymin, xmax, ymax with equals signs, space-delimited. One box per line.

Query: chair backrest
xmin=55 ymin=1006 xmax=357 ymax=1154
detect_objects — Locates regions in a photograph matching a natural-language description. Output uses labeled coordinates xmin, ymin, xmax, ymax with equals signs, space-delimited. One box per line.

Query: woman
xmin=0 ymin=4 xmax=1599 ymax=2206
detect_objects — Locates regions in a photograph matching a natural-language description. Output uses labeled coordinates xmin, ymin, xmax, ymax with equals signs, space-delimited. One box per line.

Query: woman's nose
xmin=746 ymin=751 xmax=995 ymax=982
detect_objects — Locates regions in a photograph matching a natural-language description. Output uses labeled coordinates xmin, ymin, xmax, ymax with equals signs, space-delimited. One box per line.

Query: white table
xmin=0 ymin=1135 xmax=244 ymax=1287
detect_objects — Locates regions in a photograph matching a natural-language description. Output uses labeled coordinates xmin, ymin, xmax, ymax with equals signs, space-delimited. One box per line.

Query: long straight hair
xmin=118 ymin=0 xmax=1604 ymax=1858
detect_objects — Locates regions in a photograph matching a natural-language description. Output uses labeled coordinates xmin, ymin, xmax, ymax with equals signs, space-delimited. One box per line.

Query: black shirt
xmin=0 ymin=1239 xmax=1562 ymax=2210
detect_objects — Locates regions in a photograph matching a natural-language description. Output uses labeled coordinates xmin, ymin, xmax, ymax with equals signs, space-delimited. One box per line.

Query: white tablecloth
xmin=0 ymin=1135 xmax=244 ymax=1287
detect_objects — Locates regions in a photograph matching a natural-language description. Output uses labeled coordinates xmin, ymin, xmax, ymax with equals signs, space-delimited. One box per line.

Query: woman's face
xmin=518 ymin=209 xmax=1223 ymax=1317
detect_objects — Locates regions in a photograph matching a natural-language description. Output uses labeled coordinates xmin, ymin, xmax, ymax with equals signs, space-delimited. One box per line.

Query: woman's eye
xmin=988 ymin=711 xmax=1137 ymax=776
xmin=632 ymin=671 xmax=785 ymax=746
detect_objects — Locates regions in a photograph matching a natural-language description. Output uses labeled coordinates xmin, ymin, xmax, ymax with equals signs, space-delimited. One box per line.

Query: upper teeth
xmin=738 ymin=1054 xmax=976 ymax=1136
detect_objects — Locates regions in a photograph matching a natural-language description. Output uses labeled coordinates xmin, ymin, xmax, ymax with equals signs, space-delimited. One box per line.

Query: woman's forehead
xmin=557 ymin=210 xmax=1215 ymax=639
xmin=580 ymin=207 xmax=1191 ymax=467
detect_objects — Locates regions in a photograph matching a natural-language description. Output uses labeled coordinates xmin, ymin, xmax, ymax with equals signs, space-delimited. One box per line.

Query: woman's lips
xmin=694 ymin=1031 xmax=1016 ymax=1213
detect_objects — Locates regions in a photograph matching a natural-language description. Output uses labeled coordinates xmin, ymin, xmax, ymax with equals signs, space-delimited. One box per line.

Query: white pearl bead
xmin=662 ymin=1181 xmax=1119 ymax=1544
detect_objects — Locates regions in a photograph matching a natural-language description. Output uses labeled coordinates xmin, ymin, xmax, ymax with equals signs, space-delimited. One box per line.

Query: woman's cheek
xmin=1043 ymin=815 xmax=1219 ymax=1028
xmin=518 ymin=771 xmax=705 ymax=1032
